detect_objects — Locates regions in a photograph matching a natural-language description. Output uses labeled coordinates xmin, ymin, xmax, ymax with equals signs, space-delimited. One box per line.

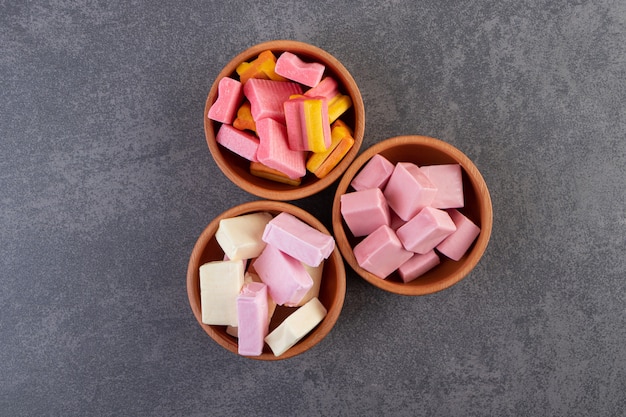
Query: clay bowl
xmin=332 ymin=136 xmax=493 ymax=296
xmin=204 ymin=40 xmax=365 ymax=201
xmin=187 ymin=200 xmax=346 ymax=360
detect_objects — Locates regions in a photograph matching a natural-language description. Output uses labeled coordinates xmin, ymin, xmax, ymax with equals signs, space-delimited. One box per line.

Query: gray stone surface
xmin=1 ymin=1 xmax=625 ymax=416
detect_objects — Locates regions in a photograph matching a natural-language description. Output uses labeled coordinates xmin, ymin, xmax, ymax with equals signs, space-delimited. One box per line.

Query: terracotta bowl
xmin=204 ymin=40 xmax=365 ymax=201
xmin=332 ymin=136 xmax=493 ymax=296
xmin=187 ymin=200 xmax=346 ymax=360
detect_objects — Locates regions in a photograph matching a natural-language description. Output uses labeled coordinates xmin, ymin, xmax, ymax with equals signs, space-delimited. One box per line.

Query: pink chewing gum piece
xmin=275 ymin=52 xmax=326 ymax=88
xmin=340 ymin=188 xmax=390 ymax=237
xmin=262 ymin=212 xmax=335 ymax=267
xmin=304 ymin=77 xmax=340 ymax=100
xmin=243 ymin=269 xmax=278 ymax=321
xmin=236 ymin=282 xmax=269 ymax=356
xmin=256 ymin=118 xmax=306 ymax=179
xmin=254 ymin=243 xmax=313 ymax=306
xmin=383 ymin=162 xmax=438 ymax=221
xmin=350 ymin=154 xmax=395 ymax=191
xmin=353 ymin=225 xmax=413 ymax=279
xmin=397 ymin=206 xmax=457 ymax=254
xmin=436 ymin=209 xmax=481 ymax=261
xmin=216 ymin=124 xmax=260 ymax=162
xmin=420 ymin=164 xmax=464 ymax=209
xmin=398 ymin=250 xmax=441 ymax=283
xmin=208 ymin=77 xmax=244 ymax=124
xmin=283 ymin=96 xmax=306 ymax=151
xmin=243 ymin=79 xmax=302 ymax=124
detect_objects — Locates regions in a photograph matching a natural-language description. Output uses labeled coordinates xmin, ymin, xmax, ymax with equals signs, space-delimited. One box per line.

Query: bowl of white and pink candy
xmin=187 ymin=200 xmax=346 ymax=360
xmin=204 ymin=40 xmax=365 ymax=201
xmin=332 ymin=136 xmax=493 ymax=296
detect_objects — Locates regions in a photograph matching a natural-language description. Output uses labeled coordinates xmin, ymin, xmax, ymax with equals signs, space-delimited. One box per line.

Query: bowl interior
xmin=187 ymin=200 xmax=346 ymax=360
xmin=332 ymin=136 xmax=493 ymax=296
xmin=204 ymin=40 xmax=365 ymax=201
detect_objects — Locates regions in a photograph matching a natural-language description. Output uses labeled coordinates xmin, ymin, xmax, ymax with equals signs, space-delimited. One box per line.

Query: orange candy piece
xmin=233 ymin=101 xmax=257 ymax=133
xmin=236 ymin=50 xmax=287 ymax=84
xmin=313 ymin=134 xmax=353 ymax=178
xmin=306 ymin=120 xmax=354 ymax=178
xmin=250 ymin=161 xmax=302 ymax=186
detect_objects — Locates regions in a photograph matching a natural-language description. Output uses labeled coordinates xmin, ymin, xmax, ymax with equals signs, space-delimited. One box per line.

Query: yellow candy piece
xmin=258 ymin=58 xmax=286 ymax=82
xmin=233 ymin=102 xmax=256 ymax=133
xmin=306 ymin=120 xmax=353 ymax=175
xmin=250 ymin=161 xmax=302 ymax=186
xmin=302 ymin=98 xmax=331 ymax=153
xmin=327 ymin=94 xmax=352 ymax=124
xmin=236 ymin=61 xmax=253 ymax=76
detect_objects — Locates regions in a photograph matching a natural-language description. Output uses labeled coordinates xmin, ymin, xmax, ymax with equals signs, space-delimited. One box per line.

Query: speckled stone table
xmin=2 ymin=1 xmax=625 ymax=416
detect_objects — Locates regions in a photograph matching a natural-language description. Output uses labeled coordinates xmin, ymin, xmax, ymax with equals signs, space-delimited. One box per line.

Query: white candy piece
xmin=200 ymin=260 xmax=244 ymax=326
xmin=264 ymin=297 xmax=327 ymax=357
xmin=215 ymin=212 xmax=273 ymax=260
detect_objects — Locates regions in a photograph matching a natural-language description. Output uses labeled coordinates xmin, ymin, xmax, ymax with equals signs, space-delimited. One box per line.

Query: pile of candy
xmin=200 ymin=211 xmax=335 ymax=357
xmin=208 ymin=50 xmax=355 ymax=185
xmin=340 ymin=154 xmax=481 ymax=282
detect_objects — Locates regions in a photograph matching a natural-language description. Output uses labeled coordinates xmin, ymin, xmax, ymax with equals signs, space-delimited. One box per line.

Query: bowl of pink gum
xmin=187 ymin=200 xmax=346 ymax=360
xmin=332 ymin=136 xmax=493 ymax=296
xmin=204 ymin=40 xmax=365 ymax=201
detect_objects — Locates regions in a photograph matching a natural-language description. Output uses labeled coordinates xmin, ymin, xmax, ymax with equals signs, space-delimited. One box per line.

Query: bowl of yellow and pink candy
xmin=204 ymin=40 xmax=365 ymax=201
xmin=187 ymin=200 xmax=346 ymax=360
xmin=332 ymin=136 xmax=493 ymax=296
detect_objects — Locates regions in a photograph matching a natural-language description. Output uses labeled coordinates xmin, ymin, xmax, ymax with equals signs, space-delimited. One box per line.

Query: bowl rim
xmin=332 ymin=135 xmax=493 ymax=296
xmin=187 ymin=200 xmax=347 ymax=360
xmin=204 ymin=39 xmax=365 ymax=201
